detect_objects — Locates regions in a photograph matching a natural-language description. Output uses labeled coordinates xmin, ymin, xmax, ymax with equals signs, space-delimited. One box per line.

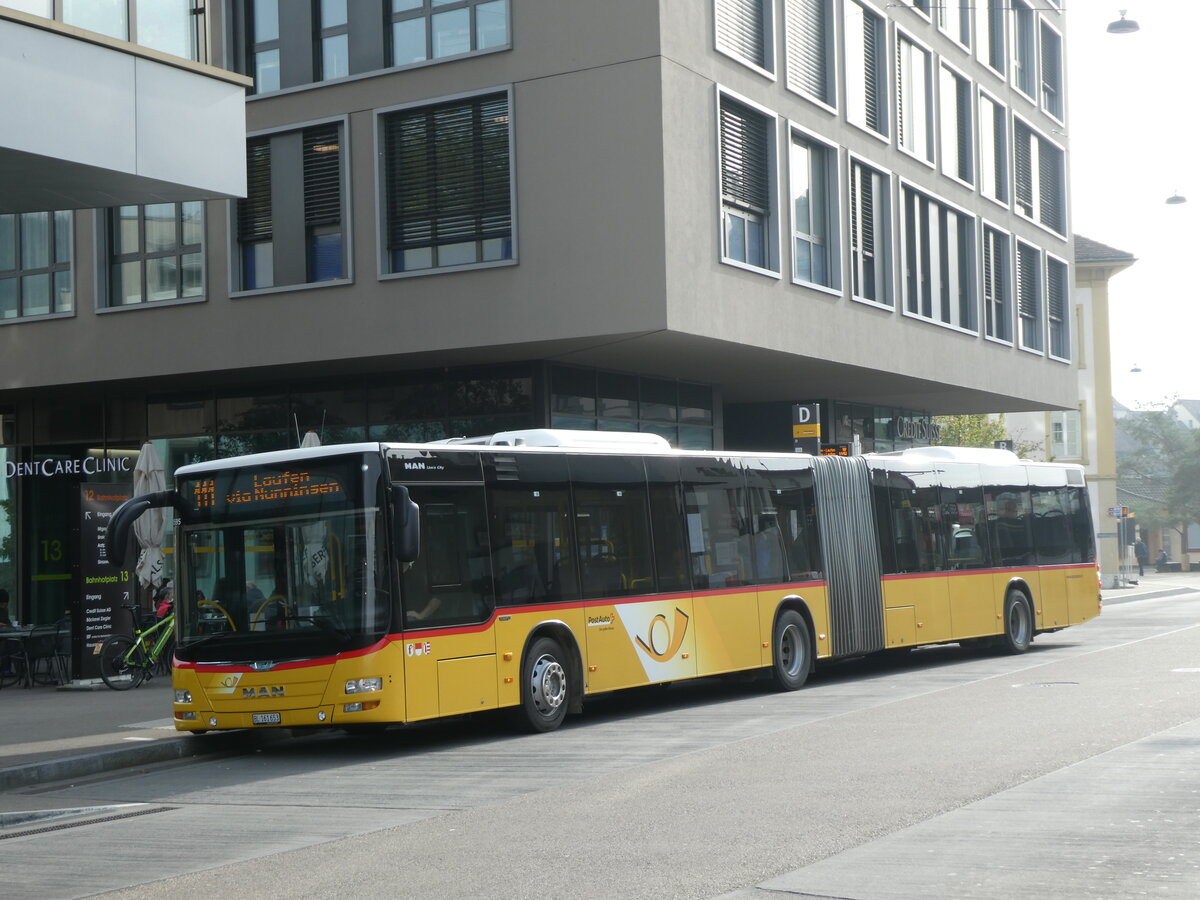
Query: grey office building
xmin=1 ymin=0 xmax=1074 ymax=626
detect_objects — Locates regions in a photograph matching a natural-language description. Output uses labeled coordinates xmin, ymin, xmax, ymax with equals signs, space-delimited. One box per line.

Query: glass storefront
xmin=3 ymin=362 xmax=719 ymax=636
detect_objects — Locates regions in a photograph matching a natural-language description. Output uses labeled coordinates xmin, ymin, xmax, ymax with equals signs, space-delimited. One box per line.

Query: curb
xmin=0 ymin=728 xmax=293 ymax=793
xmin=1101 ymin=587 xmax=1198 ymax=606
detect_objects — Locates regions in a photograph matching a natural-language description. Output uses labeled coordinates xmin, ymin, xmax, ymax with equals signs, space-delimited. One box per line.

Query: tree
xmin=1117 ymin=409 xmax=1200 ymax=571
xmin=933 ymin=414 xmax=1039 ymax=457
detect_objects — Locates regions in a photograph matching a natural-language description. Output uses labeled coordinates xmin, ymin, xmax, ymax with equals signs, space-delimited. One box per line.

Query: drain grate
xmin=0 ymin=805 xmax=175 ymax=840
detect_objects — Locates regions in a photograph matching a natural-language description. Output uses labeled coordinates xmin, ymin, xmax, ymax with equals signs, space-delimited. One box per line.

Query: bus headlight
xmin=345 ymin=677 xmax=383 ymax=694
xmin=174 ymin=690 xmax=193 ymax=703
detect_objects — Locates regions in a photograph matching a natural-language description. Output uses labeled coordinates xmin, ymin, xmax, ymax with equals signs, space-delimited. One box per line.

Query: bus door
xmin=679 ymin=456 xmax=756 ymax=677
xmin=941 ymin=465 xmax=996 ymax=639
xmin=571 ymin=454 xmax=695 ymax=692
xmin=879 ymin=465 xmax=952 ymax=645
xmin=1030 ymin=474 xmax=1075 ymax=629
xmin=746 ymin=458 xmax=830 ymax=663
xmin=483 ymin=452 xmax=588 ymax=704
xmin=393 ymin=463 xmax=497 ymax=721
xmin=982 ymin=470 xmax=1040 ymax=630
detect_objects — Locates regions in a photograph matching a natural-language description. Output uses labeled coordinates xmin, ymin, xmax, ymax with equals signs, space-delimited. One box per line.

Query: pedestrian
xmin=1134 ymin=537 xmax=1149 ymax=577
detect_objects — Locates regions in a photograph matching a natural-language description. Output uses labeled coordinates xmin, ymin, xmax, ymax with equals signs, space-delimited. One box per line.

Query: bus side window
xmin=682 ymin=458 xmax=751 ymax=590
xmin=401 ymin=487 xmax=493 ymax=628
xmin=568 ymin=454 xmax=655 ymax=599
xmin=646 ymin=457 xmax=690 ymax=593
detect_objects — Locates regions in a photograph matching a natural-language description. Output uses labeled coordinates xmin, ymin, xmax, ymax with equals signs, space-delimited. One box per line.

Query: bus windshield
xmin=172 ymin=454 xmax=391 ymax=664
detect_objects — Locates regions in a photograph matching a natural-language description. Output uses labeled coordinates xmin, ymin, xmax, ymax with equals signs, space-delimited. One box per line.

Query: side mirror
xmin=391 ymin=484 xmax=420 ymax=563
xmin=106 ymin=490 xmax=178 ymax=567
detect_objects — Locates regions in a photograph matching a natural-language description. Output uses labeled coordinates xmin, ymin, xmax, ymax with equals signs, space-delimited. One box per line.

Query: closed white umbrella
xmin=298 ymin=430 xmax=328 ymax=585
xmin=131 ymin=442 xmax=167 ymax=588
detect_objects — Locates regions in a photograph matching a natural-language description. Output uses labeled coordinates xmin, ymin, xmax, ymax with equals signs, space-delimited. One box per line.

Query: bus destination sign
xmin=186 ymin=469 xmax=346 ymax=513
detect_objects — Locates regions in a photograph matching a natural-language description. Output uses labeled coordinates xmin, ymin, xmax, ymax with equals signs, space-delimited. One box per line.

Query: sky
xmin=1066 ymin=4 xmax=1200 ymax=408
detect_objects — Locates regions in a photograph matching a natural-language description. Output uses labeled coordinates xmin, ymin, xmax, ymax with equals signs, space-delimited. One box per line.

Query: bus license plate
xmin=251 ymin=713 xmax=281 ymax=725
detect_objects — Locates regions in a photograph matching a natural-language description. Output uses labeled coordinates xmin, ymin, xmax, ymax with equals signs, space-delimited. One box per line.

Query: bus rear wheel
xmin=1000 ymin=589 xmax=1033 ymax=654
xmin=516 ymin=637 xmax=569 ymax=733
xmin=771 ymin=610 xmax=811 ymax=691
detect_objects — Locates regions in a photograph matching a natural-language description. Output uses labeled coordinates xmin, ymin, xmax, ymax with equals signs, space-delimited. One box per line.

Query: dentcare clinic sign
xmin=5 ymin=456 xmax=133 ymax=478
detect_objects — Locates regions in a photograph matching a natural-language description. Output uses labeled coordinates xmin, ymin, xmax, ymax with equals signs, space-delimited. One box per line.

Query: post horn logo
xmin=635 ymin=607 xmax=690 ymax=662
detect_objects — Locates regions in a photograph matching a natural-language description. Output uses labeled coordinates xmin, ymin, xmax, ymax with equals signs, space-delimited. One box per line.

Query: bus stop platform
xmin=2 ymin=570 xmax=1199 ymax=804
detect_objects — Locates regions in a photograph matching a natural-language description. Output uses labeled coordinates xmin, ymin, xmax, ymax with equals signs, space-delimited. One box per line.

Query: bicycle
xmin=98 ymin=604 xmax=175 ymax=691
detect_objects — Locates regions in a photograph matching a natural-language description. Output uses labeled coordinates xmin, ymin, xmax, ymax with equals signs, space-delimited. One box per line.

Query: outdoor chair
xmin=54 ymin=617 xmax=72 ymax=683
xmin=0 ymin=634 xmax=31 ymax=689
xmin=26 ymin=624 xmax=67 ymax=686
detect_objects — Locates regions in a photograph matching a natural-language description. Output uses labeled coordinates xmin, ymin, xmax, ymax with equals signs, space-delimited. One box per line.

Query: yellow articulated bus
xmin=106 ymin=430 xmax=1099 ymax=734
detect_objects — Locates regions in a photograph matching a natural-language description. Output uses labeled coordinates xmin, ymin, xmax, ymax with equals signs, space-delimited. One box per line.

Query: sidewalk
xmin=1100 ymin=567 xmax=1200 ymax=604
xmin=0 ymin=674 xmax=280 ymax=807
xmin=3 ymin=570 xmax=1199 ymax=804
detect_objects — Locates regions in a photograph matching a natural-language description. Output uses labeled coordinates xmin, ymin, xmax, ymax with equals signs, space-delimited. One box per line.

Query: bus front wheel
xmin=516 ymin=636 xmax=569 ymax=733
xmin=771 ymin=610 xmax=812 ymax=691
xmin=1000 ymin=589 xmax=1033 ymax=654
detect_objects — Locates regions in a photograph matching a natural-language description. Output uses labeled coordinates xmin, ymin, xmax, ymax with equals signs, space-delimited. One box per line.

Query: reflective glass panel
xmin=393 ymin=18 xmax=426 ymax=64
xmin=477 ymin=0 xmax=508 ymax=49
xmin=63 ymin=0 xmax=127 ymax=40
xmin=256 ymin=49 xmax=280 ymax=93
xmin=136 ymin=0 xmax=197 ymax=59
xmin=20 ymin=213 xmax=48 ymax=269
xmin=254 ymin=0 xmax=279 ymax=41
xmin=431 ymin=9 xmax=470 ymax=58
xmin=145 ymin=204 xmax=177 ymax=253
xmin=21 ymin=273 xmax=50 ymax=315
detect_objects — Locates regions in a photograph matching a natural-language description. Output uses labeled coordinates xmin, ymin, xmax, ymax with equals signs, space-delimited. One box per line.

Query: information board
xmin=77 ymin=483 xmax=134 ymax=680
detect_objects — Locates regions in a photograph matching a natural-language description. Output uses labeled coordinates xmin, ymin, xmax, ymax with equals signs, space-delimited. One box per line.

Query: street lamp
xmin=1107 ymin=10 xmax=1140 ymax=34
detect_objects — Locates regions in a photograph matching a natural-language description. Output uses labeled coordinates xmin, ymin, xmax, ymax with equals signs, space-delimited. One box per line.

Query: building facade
xmin=1006 ymin=235 xmax=1135 ymax=586
xmin=1 ymin=1 xmax=1077 ymax=626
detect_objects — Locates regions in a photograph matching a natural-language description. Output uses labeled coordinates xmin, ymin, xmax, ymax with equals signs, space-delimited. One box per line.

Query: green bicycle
xmin=98 ymin=604 xmax=175 ymax=691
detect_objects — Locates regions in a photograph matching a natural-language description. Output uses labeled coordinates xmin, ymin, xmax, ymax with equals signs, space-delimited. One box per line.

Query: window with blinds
xmin=303 ymin=124 xmax=345 ymax=283
xmin=1016 ymin=241 xmax=1043 ymax=352
xmin=382 ymin=92 xmax=513 ymax=274
xmin=937 ymin=0 xmax=970 ymax=47
xmin=785 ymin=0 xmax=833 ymax=106
xmin=939 ymin=66 xmax=973 ymax=184
xmin=1040 ymin=21 xmax=1063 ymax=119
xmin=1047 ymin=256 xmax=1069 ymax=360
xmin=789 ymin=132 xmax=837 ymax=288
xmin=845 ymin=1 xmax=886 ymax=136
xmin=1014 ymin=121 xmax=1065 ymax=234
xmin=1050 ymin=410 xmax=1081 ymax=459
xmin=719 ymin=95 xmax=773 ymax=271
xmin=978 ymin=93 xmax=1008 ymax=204
xmin=715 ymin=0 xmax=772 ymax=72
xmin=1012 ymin=0 xmax=1036 ymax=98
xmin=897 ymin=35 xmax=932 ymax=162
xmin=982 ymin=226 xmax=1011 ymax=342
xmin=849 ymin=159 xmax=889 ymax=305
xmin=980 ymin=0 xmax=1006 ymax=74
xmin=237 ymin=123 xmax=345 ymax=291
xmin=901 ymin=187 xmax=975 ymax=330
xmin=238 ymin=136 xmax=274 ymax=290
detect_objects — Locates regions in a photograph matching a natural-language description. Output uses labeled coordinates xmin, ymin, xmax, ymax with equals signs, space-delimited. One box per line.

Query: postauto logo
xmin=634 ymin=608 xmax=690 ymax=662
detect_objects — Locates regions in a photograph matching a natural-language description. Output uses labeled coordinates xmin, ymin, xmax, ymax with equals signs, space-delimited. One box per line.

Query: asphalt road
xmin=5 ymin=589 xmax=1200 ymax=899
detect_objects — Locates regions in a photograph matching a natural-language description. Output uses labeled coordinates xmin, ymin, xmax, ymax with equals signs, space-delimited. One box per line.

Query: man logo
xmin=635 ymin=607 xmax=690 ymax=662
xmin=242 ymin=686 xmax=285 ymax=699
